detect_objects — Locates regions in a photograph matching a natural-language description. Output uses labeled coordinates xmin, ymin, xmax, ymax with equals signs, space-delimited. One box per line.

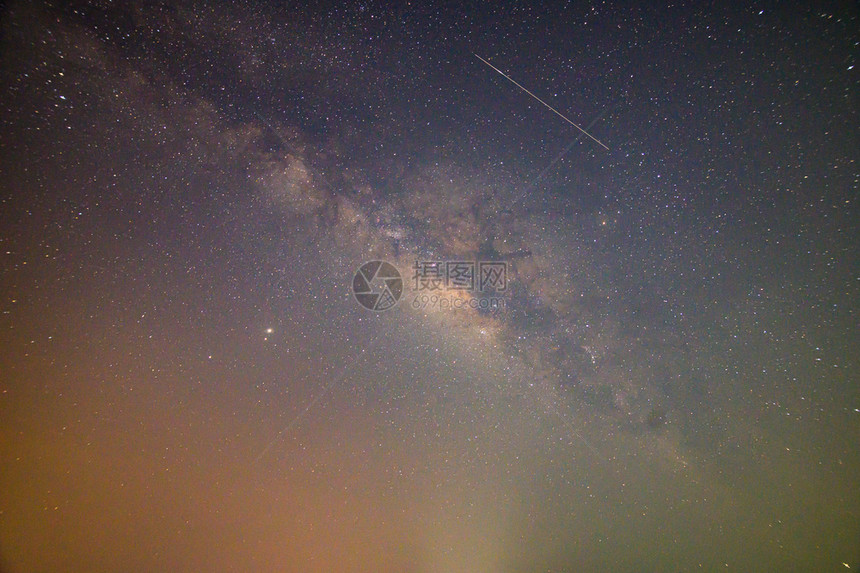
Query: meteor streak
xmin=474 ymin=53 xmax=609 ymax=150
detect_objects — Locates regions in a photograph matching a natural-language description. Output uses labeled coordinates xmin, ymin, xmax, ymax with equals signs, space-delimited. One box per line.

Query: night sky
xmin=1 ymin=1 xmax=858 ymax=571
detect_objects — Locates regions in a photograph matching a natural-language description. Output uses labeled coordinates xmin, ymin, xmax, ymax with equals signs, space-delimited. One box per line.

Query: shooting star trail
xmin=252 ymin=361 xmax=345 ymax=465
xmin=509 ymin=108 xmax=609 ymax=210
xmin=474 ymin=53 xmax=609 ymax=151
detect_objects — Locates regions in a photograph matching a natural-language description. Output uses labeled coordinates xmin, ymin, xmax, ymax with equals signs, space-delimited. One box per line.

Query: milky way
xmin=1 ymin=2 xmax=858 ymax=571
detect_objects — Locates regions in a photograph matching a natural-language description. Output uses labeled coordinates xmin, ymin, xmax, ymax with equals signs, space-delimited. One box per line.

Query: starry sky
xmin=1 ymin=1 xmax=858 ymax=571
